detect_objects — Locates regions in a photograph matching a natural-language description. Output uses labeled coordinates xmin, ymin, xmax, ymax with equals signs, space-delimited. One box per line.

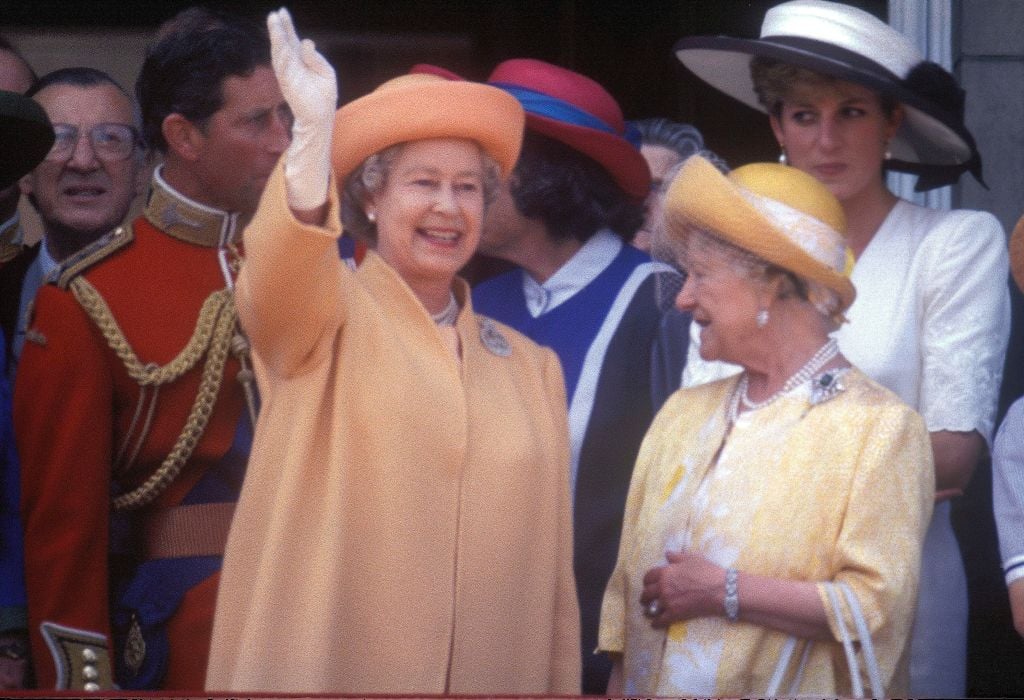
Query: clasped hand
xmin=640 ymin=550 xmax=726 ymax=627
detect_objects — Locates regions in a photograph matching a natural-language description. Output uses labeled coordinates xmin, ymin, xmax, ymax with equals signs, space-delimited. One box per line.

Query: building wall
xmin=951 ymin=4 xmax=1024 ymax=697
xmin=958 ymin=0 xmax=1024 ymax=233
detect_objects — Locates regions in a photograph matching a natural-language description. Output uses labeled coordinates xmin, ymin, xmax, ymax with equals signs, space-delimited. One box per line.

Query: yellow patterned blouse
xmin=599 ymin=368 xmax=934 ymax=697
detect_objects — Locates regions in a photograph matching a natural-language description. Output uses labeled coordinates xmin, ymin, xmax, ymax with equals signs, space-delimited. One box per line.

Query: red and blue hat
xmin=487 ymin=58 xmax=651 ymax=201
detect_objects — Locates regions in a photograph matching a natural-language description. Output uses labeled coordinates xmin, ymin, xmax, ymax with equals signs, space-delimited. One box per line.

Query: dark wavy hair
xmin=750 ymin=55 xmax=899 ymax=119
xmin=135 ymin=7 xmax=270 ymax=153
xmin=510 ymin=131 xmax=644 ymax=243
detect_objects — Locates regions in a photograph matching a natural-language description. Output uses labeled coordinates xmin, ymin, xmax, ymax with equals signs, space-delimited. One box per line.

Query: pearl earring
xmin=367 ymin=211 xmax=376 ymax=223
xmin=756 ymin=308 xmax=769 ymax=327
xmin=778 ymin=148 xmax=788 ymax=166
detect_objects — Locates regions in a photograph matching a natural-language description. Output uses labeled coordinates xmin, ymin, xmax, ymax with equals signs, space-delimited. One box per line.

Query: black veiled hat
xmin=674 ymin=0 xmax=982 ymax=191
xmin=0 ymin=89 xmax=54 ymax=190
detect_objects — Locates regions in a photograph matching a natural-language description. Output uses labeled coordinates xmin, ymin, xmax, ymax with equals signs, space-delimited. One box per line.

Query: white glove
xmin=267 ymin=7 xmax=338 ymax=211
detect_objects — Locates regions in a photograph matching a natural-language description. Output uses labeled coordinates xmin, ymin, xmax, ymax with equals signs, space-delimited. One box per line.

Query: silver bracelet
xmin=724 ymin=567 xmax=739 ymax=622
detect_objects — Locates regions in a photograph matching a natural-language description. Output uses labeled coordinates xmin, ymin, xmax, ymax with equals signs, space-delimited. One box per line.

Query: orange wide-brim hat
xmin=664 ymin=154 xmax=856 ymax=312
xmin=331 ymin=73 xmax=525 ymax=183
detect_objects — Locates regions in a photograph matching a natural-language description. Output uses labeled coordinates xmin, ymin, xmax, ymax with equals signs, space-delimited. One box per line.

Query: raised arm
xmin=235 ymin=9 xmax=346 ymax=376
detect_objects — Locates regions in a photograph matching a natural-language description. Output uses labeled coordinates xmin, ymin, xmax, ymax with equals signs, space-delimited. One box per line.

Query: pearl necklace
xmin=728 ymin=338 xmax=839 ymax=423
xmin=430 ymin=292 xmax=459 ymax=326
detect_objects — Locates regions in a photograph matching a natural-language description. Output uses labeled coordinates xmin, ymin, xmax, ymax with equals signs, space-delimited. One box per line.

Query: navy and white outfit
xmin=995 ymin=398 xmax=1024 ymax=594
xmin=473 ymin=228 xmax=687 ymax=692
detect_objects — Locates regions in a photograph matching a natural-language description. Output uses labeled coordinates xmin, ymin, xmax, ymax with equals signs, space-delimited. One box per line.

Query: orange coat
xmin=206 ymin=164 xmax=581 ymax=694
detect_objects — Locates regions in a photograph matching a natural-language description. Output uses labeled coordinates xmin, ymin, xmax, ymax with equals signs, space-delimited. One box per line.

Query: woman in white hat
xmin=675 ymin=1 xmax=1011 ymax=693
xmin=994 ymin=220 xmax=1024 ymax=641
xmin=205 ymin=9 xmax=580 ymax=694
xmin=598 ymin=155 xmax=933 ymax=697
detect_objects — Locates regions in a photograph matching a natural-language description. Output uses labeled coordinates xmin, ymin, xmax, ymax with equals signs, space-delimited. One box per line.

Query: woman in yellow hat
xmin=675 ymin=2 xmax=1010 ymax=694
xmin=204 ymin=9 xmax=579 ymax=694
xmin=598 ymin=155 xmax=933 ymax=697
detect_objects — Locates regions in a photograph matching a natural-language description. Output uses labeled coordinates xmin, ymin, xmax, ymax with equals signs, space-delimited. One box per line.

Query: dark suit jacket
xmin=0 ymin=242 xmax=39 ymax=367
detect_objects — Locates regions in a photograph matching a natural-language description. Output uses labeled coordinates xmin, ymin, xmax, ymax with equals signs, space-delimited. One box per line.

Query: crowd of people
xmin=0 ymin=0 xmax=1020 ymax=696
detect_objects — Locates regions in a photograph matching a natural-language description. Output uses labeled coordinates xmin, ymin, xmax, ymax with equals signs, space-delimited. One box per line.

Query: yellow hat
xmin=664 ymin=155 xmax=855 ymax=311
xmin=331 ymin=73 xmax=525 ymax=183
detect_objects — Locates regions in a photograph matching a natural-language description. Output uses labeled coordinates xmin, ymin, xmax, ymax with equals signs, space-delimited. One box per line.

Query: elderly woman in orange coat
xmin=204 ymin=9 xmax=579 ymax=694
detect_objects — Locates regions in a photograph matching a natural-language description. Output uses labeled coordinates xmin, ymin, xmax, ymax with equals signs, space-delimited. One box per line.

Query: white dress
xmin=683 ymin=199 xmax=1010 ymax=695
xmin=837 ymin=200 xmax=1009 ymax=697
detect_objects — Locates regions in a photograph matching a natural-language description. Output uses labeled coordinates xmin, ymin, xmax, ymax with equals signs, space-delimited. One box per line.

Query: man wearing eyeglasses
xmin=13 ymin=7 xmax=291 ymax=692
xmin=4 ymin=67 xmax=145 ymax=371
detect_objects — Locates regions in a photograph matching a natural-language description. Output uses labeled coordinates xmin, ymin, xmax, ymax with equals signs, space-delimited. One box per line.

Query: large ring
xmin=645 ymin=599 xmax=662 ymax=617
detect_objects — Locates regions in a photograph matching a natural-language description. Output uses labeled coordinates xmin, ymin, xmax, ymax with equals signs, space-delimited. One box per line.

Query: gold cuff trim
xmin=39 ymin=621 xmax=113 ymax=691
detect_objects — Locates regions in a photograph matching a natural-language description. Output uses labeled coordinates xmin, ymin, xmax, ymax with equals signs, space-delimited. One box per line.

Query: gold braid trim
xmin=70 ymin=277 xmax=229 ymax=386
xmin=69 ymin=276 xmax=237 ymax=511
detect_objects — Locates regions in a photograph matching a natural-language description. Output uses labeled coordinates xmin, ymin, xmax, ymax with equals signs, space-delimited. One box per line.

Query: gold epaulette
xmin=53 ymin=224 xmax=134 ymax=290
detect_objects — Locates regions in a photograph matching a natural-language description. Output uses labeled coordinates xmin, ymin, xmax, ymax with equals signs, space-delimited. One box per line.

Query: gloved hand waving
xmin=267 ymin=7 xmax=338 ymax=211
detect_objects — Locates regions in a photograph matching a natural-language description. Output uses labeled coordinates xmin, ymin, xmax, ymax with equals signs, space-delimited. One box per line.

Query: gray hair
xmin=340 ymin=140 xmax=502 ymax=243
xmin=672 ymin=224 xmax=845 ymax=328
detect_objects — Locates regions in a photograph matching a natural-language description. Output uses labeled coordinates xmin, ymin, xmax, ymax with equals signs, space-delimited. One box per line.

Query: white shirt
xmin=522 ymin=228 xmax=621 ymax=317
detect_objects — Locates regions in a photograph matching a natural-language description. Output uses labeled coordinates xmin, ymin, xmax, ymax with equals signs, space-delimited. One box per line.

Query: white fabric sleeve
xmin=918 ymin=210 xmax=1010 ymax=445
xmin=994 ymin=398 xmax=1024 ymax=586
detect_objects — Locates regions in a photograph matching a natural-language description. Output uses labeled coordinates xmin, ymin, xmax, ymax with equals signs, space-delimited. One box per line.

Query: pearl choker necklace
xmin=431 ymin=292 xmax=459 ymax=326
xmin=728 ymin=338 xmax=839 ymax=423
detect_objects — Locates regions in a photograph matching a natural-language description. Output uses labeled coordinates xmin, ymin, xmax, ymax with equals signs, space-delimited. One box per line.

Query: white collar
xmin=523 ymin=228 xmax=622 ymax=317
xmin=38 ymin=238 xmax=60 ymax=279
xmin=0 ymin=211 xmax=21 ymax=245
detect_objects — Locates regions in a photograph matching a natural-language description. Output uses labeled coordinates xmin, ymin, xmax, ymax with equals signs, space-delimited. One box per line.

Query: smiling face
xmin=369 ymin=137 xmax=486 ymax=290
xmin=21 ymin=82 xmax=144 ymax=244
xmin=674 ymin=231 xmax=767 ymax=366
xmin=769 ymin=79 xmax=901 ymax=205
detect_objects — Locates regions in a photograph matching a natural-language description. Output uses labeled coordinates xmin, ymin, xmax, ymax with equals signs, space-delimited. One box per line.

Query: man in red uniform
xmin=14 ymin=7 xmax=291 ymax=690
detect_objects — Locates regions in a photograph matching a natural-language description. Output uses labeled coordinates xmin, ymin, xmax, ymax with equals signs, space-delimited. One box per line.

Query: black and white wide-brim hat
xmin=674 ymin=0 xmax=982 ymax=190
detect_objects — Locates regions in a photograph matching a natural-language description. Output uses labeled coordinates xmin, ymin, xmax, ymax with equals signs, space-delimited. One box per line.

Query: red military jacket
xmin=14 ymin=172 xmax=250 ymax=690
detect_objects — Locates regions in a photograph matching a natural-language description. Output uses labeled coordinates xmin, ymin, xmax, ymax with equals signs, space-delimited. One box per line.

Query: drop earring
xmin=756 ymin=308 xmax=769 ymax=328
xmin=367 ymin=210 xmax=376 ymax=223
xmin=778 ymin=147 xmax=788 ymax=166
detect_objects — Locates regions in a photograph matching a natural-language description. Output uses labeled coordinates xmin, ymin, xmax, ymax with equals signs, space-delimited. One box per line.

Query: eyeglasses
xmin=46 ymin=122 xmax=140 ymax=162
